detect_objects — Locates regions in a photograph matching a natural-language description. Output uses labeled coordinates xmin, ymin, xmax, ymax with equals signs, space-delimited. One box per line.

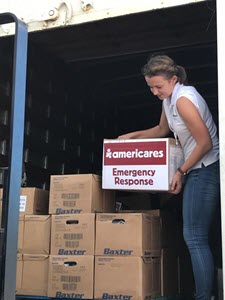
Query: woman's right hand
xmin=117 ymin=133 xmax=134 ymax=139
xmin=169 ymin=170 xmax=183 ymax=194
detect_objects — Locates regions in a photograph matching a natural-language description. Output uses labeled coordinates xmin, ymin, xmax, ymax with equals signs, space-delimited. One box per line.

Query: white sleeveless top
xmin=163 ymin=82 xmax=219 ymax=171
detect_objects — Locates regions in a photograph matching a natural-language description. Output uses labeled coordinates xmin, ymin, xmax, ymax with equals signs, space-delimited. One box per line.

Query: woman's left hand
xmin=169 ymin=171 xmax=183 ymax=194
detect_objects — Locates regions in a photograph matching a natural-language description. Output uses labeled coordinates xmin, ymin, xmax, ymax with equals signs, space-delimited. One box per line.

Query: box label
xmin=55 ymin=292 xmax=84 ymax=298
xmin=102 ymin=293 xmax=132 ymax=300
xmin=102 ymin=140 xmax=169 ymax=190
xmin=104 ymin=141 xmax=166 ymax=165
xmin=19 ymin=195 xmax=27 ymax=212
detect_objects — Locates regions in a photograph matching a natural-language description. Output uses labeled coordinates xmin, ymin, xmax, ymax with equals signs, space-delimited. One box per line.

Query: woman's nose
xmin=151 ymin=87 xmax=158 ymax=95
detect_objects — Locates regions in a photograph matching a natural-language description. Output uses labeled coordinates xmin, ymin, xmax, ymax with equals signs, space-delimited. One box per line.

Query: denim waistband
xmin=188 ymin=159 xmax=219 ymax=174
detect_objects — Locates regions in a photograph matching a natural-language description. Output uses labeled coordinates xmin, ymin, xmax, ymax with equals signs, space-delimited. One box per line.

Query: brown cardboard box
xmin=0 ymin=187 xmax=49 ymax=215
xmin=115 ymin=209 xmax=180 ymax=251
xmin=51 ymin=213 xmax=95 ymax=255
xmin=49 ymin=174 xmax=115 ymax=214
xmin=16 ymin=254 xmax=49 ymax=296
xmin=19 ymin=215 xmax=51 ymax=254
xmin=48 ymin=255 xmax=94 ymax=299
xmin=102 ymin=138 xmax=184 ymax=192
xmin=95 ymin=212 xmax=161 ymax=257
xmin=17 ymin=215 xmax=24 ymax=252
xmin=161 ymin=249 xmax=178 ymax=296
xmin=94 ymin=256 xmax=161 ymax=300
xmin=16 ymin=254 xmax=23 ymax=292
xmin=20 ymin=188 xmax=49 ymax=215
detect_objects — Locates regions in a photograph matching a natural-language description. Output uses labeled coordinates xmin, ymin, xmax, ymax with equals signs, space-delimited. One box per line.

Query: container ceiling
xmin=29 ymin=0 xmax=216 ymax=68
xmin=28 ymin=0 xmax=218 ymax=128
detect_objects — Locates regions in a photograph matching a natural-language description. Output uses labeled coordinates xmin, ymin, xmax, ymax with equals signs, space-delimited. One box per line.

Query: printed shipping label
xmin=19 ymin=195 xmax=27 ymax=212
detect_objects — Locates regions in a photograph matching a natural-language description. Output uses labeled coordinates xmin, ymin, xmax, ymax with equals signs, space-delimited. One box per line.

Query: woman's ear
xmin=172 ymin=75 xmax=178 ymax=84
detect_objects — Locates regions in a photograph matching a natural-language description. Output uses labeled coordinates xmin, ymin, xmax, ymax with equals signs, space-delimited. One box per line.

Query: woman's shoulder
xmin=176 ymin=84 xmax=198 ymax=100
xmin=177 ymin=84 xmax=196 ymax=93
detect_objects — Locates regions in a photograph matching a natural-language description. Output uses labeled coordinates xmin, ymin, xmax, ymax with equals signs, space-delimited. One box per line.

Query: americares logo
xmin=104 ymin=141 xmax=167 ymax=166
xmin=105 ymin=148 xmax=163 ymax=159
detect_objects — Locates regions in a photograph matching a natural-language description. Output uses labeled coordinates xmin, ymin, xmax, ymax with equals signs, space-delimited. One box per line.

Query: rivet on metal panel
xmin=48 ymin=8 xmax=59 ymax=20
xmin=81 ymin=0 xmax=94 ymax=11
xmin=24 ymin=1 xmax=72 ymax=26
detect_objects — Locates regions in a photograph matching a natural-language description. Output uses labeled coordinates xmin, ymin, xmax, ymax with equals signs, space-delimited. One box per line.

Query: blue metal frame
xmin=0 ymin=13 xmax=28 ymax=300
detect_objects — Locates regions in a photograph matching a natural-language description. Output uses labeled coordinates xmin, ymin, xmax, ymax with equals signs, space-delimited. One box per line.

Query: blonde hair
xmin=141 ymin=54 xmax=188 ymax=85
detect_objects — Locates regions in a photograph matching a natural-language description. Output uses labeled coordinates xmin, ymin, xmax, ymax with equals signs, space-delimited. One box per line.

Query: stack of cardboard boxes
xmin=94 ymin=210 xmax=180 ymax=299
xmin=7 ymin=171 xmax=193 ymax=299
xmin=94 ymin=212 xmax=161 ymax=299
xmin=45 ymin=173 xmax=184 ymax=299
xmin=47 ymin=174 xmax=115 ymax=299
xmin=15 ymin=188 xmax=50 ymax=296
xmin=0 ymin=138 xmax=194 ymax=299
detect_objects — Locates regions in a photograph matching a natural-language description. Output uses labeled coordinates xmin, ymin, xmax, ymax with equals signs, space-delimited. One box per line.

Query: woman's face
xmin=145 ymin=75 xmax=177 ymax=100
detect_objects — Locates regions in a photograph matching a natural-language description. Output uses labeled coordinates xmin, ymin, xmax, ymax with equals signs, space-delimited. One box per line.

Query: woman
xmin=118 ymin=54 xmax=220 ymax=300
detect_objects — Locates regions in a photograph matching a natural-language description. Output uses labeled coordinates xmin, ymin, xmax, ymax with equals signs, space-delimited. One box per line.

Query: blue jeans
xmin=182 ymin=160 xmax=220 ymax=300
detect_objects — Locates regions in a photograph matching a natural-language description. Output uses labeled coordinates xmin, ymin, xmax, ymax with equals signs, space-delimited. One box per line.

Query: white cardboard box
xmin=102 ymin=138 xmax=184 ymax=191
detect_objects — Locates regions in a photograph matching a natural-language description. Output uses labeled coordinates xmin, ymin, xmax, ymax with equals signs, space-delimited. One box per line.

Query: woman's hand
xmin=117 ymin=133 xmax=133 ymax=139
xmin=169 ymin=171 xmax=183 ymax=194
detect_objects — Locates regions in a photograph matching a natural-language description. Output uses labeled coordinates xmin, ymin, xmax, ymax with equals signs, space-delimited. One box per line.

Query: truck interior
xmin=0 ymin=1 xmax=221 ymax=298
xmin=0 ymin=0 xmax=218 ymax=188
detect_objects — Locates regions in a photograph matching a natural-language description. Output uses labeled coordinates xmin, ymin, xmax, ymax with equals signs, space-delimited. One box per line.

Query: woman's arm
xmin=170 ymin=96 xmax=212 ymax=194
xmin=118 ymin=105 xmax=171 ymax=139
xmin=176 ymin=96 xmax=212 ymax=173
